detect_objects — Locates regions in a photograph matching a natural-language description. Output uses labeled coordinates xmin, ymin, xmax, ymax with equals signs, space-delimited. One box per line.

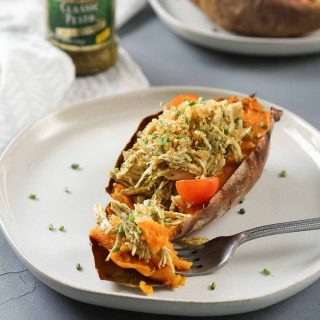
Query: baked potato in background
xmin=192 ymin=0 xmax=320 ymax=37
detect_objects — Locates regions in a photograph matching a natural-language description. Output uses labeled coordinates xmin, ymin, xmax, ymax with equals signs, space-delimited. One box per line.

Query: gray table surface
xmin=1 ymin=5 xmax=320 ymax=320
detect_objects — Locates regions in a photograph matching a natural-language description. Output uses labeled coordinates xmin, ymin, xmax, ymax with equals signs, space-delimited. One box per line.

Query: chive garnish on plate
xmin=71 ymin=163 xmax=80 ymax=170
xmin=261 ymin=268 xmax=271 ymax=276
xmin=76 ymin=263 xmax=82 ymax=271
xmin=64 ymin=187 xmax=71 ymax=194
xmin=279 ymin=170 xmax=287 ymax=178
xmin=209 ymin=281 xmax=216 ymax=290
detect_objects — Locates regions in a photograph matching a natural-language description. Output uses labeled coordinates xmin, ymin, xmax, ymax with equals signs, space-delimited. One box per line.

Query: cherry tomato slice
xmin=176 ymin=177 xmax=220 ymax=205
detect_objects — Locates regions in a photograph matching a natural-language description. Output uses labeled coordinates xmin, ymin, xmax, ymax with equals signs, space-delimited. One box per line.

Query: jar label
xmin=47 ymin=0 xmax=114 ymax=52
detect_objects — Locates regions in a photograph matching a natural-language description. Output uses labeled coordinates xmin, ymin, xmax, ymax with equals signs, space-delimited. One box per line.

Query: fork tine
xmin=177 ymin=266 xmax=209 ymax=277
xmin=174 ymin=248 xmax=199 ymax=255
xmin=176 ymin=270 xmax=195 ymax=277
xmin=177 ymin=270 xmax=212 ymax=277
xmin=182 ymin=256 xmax=200 ymax=262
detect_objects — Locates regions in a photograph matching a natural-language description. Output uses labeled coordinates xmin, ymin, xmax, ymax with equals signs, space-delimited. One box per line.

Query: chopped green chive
xmin=76 ymin=263 xmax=82 ymax=271
xmin=176 ymin=135 xmax=184 ymax=140
xmin=64 ymin=187 xmax=71 ymax=194
xmin=199 ymin=127 xmax=207 ymax=133
xmin=164 ymin=218 xmax=172 ymax=223
xmin=279 ymin=170 xmax=287 ymax=178
xmin=112 ymin=246 xmax=120 ymax=253
xmin=247 ymin=132 xmax=254 ymax=141
xmin=48 ymin=224 xmax=55 ymax=231
xmin=28 ymin=194 xmax=38 ymax=200
xmin=137 ymin=227 xmax=143 ymax=236
xmin=199 ymin=97 xmax=207 ymax=103
xmin=159 ymin=134 xmax=168 ymax=146
xmin=209 ymin=281 xmax=216 ymax=290
xmin=185 ymin=117 xmax=190 ymax=125
xmin=259 ymin=121 xmax=265 ymax=128
xmin=175 ymin=110 xmax=181 ymax=116
xmin=210 ymin=138 xmax=217 ymax=148
xmin=239 ymin=197 xmax=245 ymax=204
xmin=261 ymin=268 xmax=271 ymax=276
xmin=189 ymin=101 xmax=196 ymax=106
xmin=118 ymin=225 xmax=125 ymax=235
xmin=129 ymin=213 xmax=135 ymax=222
xmin=146 ymin=199 xmax=152 ymax=206
xmin=59 ymin=226 xmax=65 ymax=232
xmin=238 ymin=208 xmax=246 ymax=215
xmin=224 ymin=128 xmax=229 ymax=135
xmin=144 ymin=138 xmax=148 ymax=145
xmin=71 ymin=163 xmax=80 ymax=170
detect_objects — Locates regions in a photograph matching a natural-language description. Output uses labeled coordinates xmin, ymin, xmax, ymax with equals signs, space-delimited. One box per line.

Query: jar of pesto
xmin=47 ymin=0 xmax=117 ymax=76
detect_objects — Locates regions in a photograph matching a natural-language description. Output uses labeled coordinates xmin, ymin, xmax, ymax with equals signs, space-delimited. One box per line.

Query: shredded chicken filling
xmin=94 ymin=199 xmax=190 ymax=269
xmin=110 ymin=98 xmax=250 ymax=208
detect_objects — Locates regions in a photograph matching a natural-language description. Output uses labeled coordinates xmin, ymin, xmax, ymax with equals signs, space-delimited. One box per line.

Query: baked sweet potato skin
xmin=90 ymin=237 xmax=162 ymax=287
xmin=106 ymin=112 xmax=161 ymax=194
xmin=106 ymin=102 xmax=282 ymax=239
xmin=192 ymin=0 xmax=320 ymax=37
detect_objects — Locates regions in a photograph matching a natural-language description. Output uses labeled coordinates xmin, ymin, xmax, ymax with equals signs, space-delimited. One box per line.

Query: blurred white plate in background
xmin=149 ymin=0 xmax=320 ymax=56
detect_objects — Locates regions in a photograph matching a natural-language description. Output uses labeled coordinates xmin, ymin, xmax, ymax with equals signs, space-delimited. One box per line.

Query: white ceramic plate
xmin=0 ymin=87 xmax=320 ymax=316
xmin=149 ymin=0 xmax=320 ymax=56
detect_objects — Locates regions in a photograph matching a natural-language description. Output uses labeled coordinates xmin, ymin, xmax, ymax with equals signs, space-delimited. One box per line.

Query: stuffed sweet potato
xmin=89 ymin=94 xmax=282 ymax=294
xmin=192 ymin=0 xmax=320 ymax=37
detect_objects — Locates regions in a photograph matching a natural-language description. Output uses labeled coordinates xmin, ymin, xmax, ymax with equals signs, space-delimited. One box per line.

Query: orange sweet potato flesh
xmin=138 ymin=221 xmax=169 ymax=256
xmin=139 ymin=281 xmax=154 ymax=295
xmin=90 ymin=226 xmax=116 ymax=250
xmin=111 ymin=183 xmax=134 ymax=209
xmin=89 ymin=221 xmax=191 ymax=289
xmin=242 ymin=97 xmax=271 ymax=136
xmin=166 ymin=94 xmax=199 ymax=110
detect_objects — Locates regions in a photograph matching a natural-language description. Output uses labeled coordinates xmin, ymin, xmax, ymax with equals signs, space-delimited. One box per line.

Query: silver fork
xmin=176 ymin=218 xmax=320 ymax=277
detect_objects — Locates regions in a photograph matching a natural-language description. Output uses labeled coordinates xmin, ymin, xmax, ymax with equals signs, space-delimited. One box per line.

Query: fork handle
xmin=238 ymin=218 xmax=320 ymax=244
